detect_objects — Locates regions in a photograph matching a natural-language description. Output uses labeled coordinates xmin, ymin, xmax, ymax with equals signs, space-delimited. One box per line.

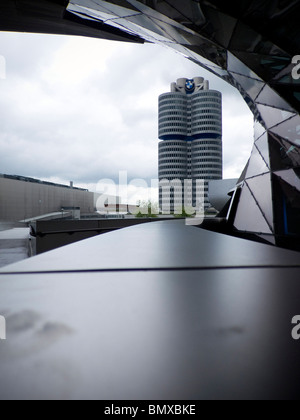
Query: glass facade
xmin=7 ymin=0 xmax=299 ymax=248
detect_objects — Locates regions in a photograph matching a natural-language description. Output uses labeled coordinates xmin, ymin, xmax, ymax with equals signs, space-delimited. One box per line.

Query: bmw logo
xmin=185 ymin=79 xmax=195 ymax=92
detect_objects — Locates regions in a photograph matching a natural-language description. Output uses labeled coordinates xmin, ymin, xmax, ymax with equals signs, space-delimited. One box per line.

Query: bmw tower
xmin=158 ymin=77 xmax=223 ymax=213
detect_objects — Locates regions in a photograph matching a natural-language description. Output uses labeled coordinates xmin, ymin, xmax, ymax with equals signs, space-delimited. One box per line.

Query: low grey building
xmin=0 ymin=174 xmax=95 ymax=222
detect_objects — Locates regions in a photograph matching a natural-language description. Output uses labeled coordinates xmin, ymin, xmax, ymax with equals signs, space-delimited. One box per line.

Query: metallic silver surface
xmin=0 ymin=221 xmax=300 ymax=400
xmin=0 ymin=225 xmax=29 ymax=268
xmin=209 ymin=179 xmax=238 ymax=211
xmin=1 ymin=221 xmax=300 ymax=273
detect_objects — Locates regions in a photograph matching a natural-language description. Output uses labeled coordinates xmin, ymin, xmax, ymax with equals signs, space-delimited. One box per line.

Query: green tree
xmin=135 ymin=200 xmax=159 ymax=218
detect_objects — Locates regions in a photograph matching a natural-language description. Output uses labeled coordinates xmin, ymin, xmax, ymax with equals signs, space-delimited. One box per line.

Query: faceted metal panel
xmin=188 ymin=45 xmax=228 ymax=70
xmin=232 ymin=51 xmax=291 ymax=82
xmin=234 ymin=183 xmax=273 ymax=234
xmin=256 ymin=105 xmax=296 ymax=130
xmin=69 ymin=4 xmax=113 ymax=21
xmin=258 ymin=55 xmax=291 ymax=81
xmin=259 ymin=234 xmax=276 ymax=246
xmin=272 ymin=63 xmax=298 ymax=84
xmin=255 ymin=133 xmax=270 ymax=169
xmin=246 ymin=174 xmax=274 ymax=231
xmin=175 ymin=28 xmax=215 ymax=48
xmin=93 ymin=0 xmax=141 ymax=13
xmin=231 ymin=73 xmax=265 ymax=102
xmin=228 ymin=21 xmax=264 ymax=54
xmin=274 ymin=174 xmax=300 ymax=236
xmin=269 ymin=83 xmax=300 ymax=116
xmin=269 ymin=133 xmax=300 ymax=172
xmin=107 ymin=0 xmax=141 ymax=12
xmin=69 ymin=0 xmax=141 ymax=17
xmin=205 ymin=65 xmax=229 ymax=78
xmin=130 ymin=0 xmax=200 ymax=31
xmin=126 ymin=14 xmax=172 ymax=40
xmin=245 ymin=145 xmax=270 ymax=179
xmin=254 ymin=121 xmax=267 ymax=141
xmin=227 ymin=52 xmax=263 ymax=81
xmin=256 ymin=85 xmax=295 ymax=112
xmin=237 ymin=161 xmax=250 ymax=184
xmin=203 ymin=8 xmax=237 ymax=49
xmin=269 ymin=115 xmax=300 ymax=146
xmin=95 ymin=0 xmax=142 ymax=16
xmin=106 ymin=17 xmax=147 ymax=39
xmin=274 ymin=169 xmax=300 ymax=193
xmin=138 ymin=0 xmax=199 ymax=25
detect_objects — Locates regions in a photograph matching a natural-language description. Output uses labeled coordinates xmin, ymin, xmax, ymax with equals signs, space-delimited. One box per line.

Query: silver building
xmin=158 ymin=77 xmax=222 ymax=212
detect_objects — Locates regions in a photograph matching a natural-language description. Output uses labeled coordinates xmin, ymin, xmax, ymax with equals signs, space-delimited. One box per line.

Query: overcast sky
xmin=0 ymin=32 xmax=254 ymax=203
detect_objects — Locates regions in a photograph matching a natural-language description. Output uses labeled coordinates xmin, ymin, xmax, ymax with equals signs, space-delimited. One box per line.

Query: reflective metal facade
xmin=1 ymin=0 xmax=300 ymax=248
xmin=62 ymin=0 xmax=300 ymax=249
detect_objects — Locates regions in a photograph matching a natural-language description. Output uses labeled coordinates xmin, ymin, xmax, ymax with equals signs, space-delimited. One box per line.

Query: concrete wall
xmin=32 ymin=218 xmax=177 ymax=255
xmin=0 ymin=177 xmax=95 ymax=222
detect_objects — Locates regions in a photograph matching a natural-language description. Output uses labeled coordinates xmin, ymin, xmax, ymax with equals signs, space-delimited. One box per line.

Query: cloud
xmin=0 ymin=32 xmax=254 ymax=198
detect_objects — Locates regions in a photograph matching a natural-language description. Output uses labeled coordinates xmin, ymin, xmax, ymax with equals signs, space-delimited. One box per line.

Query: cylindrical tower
xmin=158 ymin=78 xmax=223 ymax=213
xmin=159 ymin=140 xmax=187 ymax=212
xmin=159 ymin=93 xmax=188 ymax=140
xmin=191 ymin=90 xmax=223 ymax=207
